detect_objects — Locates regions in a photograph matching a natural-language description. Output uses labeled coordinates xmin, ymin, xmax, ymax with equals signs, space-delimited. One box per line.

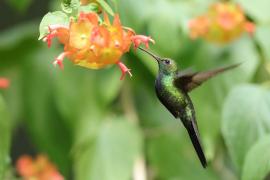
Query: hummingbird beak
xmin=138 ymin=47 xmax=161 ymax=62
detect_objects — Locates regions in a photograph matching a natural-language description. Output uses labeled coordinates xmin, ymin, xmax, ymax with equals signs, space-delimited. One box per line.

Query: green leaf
xmin=22 ymin=47 xmax=72 ymax=176
xmin=242 ymin=135 xmax=270 ymax=180
xmin=148 ymin=12 xmax=182 ymax=58
xmin=118 ymin=0 xmax=152 ymax=32
xmin=96 ymin=0 xmax=114 ymax=16
xmin=0 ymin=22 xmax=37 ymax=49
xmin=234 ymin=0 xmax=270 ymax=24
xmin=39 ymin=11 xmax=69 ymax=40
xmin=74 ymin=118 xmax=142 ymax=180
xmin=255 ymin=25 xmax=270 ymax=60
xmin=52 ymin=64 xmax=98 ymax=126
xmin=222 ymin=84 xmax=270 ymax=170
xmin=6 ymin=0 xmax=32 ymax=12
xmin=79 ymin=3 xmax=100 ymax=13
xmin=95 ymin=68 xmax=123 ymax=105
xmin=0 ymin=95 xmax=11 ymax=179
xmin=53 ymin=65 xmax=122 ymax=126
xmin=61 ymin=0 xmax=80 ymax=14
xmin=146 ymin=130 xmax=219 ymax=180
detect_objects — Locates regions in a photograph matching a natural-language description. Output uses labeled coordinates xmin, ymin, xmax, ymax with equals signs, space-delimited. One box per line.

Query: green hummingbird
xmin=139 ymin=47 xmax=239 ymax=168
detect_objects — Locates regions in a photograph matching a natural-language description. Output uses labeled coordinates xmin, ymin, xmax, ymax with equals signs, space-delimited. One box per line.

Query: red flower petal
xmin=245 ymin=22 xmax=255 ymax=35
xmin=131 ymin=35 xmax=155 ymax=50
xmin=0 ymin=78 xmax=10 ymax=89
xmin=117 ymin=61 xmax=132 ymax=80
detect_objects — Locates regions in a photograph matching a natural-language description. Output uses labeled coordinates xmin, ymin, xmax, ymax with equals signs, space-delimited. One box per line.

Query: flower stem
xmin=251 ymin=37 xmax=270 ymax=83
xmin=120 ymin=83 xmax=147 ymax=180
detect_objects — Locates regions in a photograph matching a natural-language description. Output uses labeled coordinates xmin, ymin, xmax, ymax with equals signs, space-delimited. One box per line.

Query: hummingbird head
xmin=158 ymin=58 xmax=178 ymax=75
xmin=138 ymin=47 xmax=178 ymax=75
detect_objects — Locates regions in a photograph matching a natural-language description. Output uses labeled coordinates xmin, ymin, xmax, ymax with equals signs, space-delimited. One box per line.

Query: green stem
xmin=251 ymin=37 xmax=270 ymax=83
xmin=120 ymin=82 xmax=138 ymax=123
xmin=212 ymin=136 xmax=238 ymax=180
xmin=120 ymin=83 xmax=147 ymax=180
xmin=111 ymin=0 xmax=118 ymax=13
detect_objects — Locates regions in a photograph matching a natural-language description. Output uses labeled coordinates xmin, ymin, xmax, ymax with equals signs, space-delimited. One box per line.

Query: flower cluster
xmin=42 ymin=12 xmax=154 ymax=80
xmin=16 ymin=155 xmax=64 ymax=180
xmin=189 ymin=2 xmax=255 ymax=43
xmin=0 ymin=78 xmax=9 ymax=89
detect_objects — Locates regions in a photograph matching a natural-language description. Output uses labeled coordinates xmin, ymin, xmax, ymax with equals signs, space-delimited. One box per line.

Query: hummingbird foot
xmin=42 ymin=25 xmax=69 ymax=48
xmin=53 ymin=52 xmax=70 ymax=69
xmin=117 ymin=61 xmax=132 ymax=80
xmin=131 ymin=35 xmax=155 ymax=50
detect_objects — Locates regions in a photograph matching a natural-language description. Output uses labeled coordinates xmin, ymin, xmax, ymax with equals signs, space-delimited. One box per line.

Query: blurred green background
xmin=0 ymin=0 xmax=270 ymax=180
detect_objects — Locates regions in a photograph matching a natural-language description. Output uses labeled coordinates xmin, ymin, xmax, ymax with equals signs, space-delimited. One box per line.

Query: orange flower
xmin=189 ymin=2 xmax=255 ymax=43
xmin=0 ymin=78 xmax=10 ymax=89
xmin=188 ymin=16 xmax=210 ymax=39
xmin=16 ymin=155 xmax=64 ymax=180
xmin=42 ymin=12 xmax=154 ymax=80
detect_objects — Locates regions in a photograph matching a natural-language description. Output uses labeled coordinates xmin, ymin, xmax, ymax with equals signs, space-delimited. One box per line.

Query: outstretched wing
xmin=174 ymin=63 xmax=240 ymax=92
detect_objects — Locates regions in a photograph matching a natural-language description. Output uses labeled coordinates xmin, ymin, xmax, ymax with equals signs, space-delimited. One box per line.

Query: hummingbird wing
xmin=176 ymin=67 xmax=194 ymax=77
xmin=174 ymin=63 xmax=240 ymax=92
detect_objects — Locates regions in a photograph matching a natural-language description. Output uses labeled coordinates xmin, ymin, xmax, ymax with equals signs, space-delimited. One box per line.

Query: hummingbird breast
xmin=155 ymin=74 xmax=192 ymax=118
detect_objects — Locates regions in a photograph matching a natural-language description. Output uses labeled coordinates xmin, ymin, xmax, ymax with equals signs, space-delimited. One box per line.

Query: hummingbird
xmin=139 ymin=47 xmax=239 ymax=168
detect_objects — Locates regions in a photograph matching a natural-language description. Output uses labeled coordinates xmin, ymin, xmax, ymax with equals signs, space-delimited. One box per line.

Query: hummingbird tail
xmin=185 ymin=120 xmax=207 ymax=168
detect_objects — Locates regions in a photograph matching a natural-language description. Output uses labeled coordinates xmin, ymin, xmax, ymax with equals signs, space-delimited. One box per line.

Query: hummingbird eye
xmin=163 ymin=59 xmax=171 ymax=65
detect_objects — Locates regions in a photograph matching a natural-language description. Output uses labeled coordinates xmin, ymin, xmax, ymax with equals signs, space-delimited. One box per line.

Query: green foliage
xmin=79 ymin=3 xmax=100 ymax=14
xmin=255 ymin=25 xmax=270 ymax=60
xmin=61 ymin=0 xmax=80 ymax=14
xmin=21 ymin=48 xmax=73 ymax=174
xmin=6 ymin=0 xmax=32 ymax=12
xmin=235 ymin=0 xmax=270 ymax=24
xmin=1 ymin=0 xmax=270 ymax=179
xmin=39 ymin=11 xmax=69 ymax=39
xmin=0 ymin=95 xmax=11 ymax=179
xmin=242 ymin=135 xmax=270 ymax=180
xmin=146 ymin=131 xmax=219 ymax=180
xmin=74 ymin=119 xmax=142 ymax=180
xmin=96 ymin=0 xmax=115 ymax=16
xmin=222 ymin=85 xmax=270 ymax=170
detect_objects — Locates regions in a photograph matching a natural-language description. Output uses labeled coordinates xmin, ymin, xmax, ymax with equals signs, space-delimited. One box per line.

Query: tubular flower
xmin=42 ymin=12 xmax=154 ymax=80
xmin=188 ymin=2 xmax=255 ymax=43
xmin=0 ymin=78 xmax=10 ymax=89
xmin=16 ymin=155 xmax=64 ymax=180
